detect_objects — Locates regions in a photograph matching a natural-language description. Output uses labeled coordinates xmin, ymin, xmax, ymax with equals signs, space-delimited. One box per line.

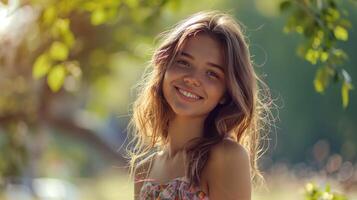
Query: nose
xmin=183 ymin=75 xmax=201 ymax=87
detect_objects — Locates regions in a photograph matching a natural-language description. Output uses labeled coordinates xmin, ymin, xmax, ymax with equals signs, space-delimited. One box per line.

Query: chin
xmin=169 ymin=106 xmax=211 ymax=119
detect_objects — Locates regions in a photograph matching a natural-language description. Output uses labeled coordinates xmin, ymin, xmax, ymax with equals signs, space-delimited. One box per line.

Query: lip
xmin=174 ymin=86 xmax=204 ymax=102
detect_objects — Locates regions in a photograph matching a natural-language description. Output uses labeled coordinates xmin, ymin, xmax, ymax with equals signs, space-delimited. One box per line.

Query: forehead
xmin=178 ymin=33 xmax=225 ymax=67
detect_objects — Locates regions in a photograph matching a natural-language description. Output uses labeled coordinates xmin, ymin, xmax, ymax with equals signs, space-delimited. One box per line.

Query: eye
xmin=207 ymin=70 xmax=219 ymax=79
xmin=176 ymin=60 xmax=190 ymax=68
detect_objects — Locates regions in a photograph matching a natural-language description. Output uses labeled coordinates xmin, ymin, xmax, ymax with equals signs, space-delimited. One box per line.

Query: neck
xmin=164 ymin=115 xmax=205 ymax=159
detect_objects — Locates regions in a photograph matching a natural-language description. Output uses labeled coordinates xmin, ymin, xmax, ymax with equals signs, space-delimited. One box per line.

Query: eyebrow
xmin=180 ymin=51 xmax=224 ymax=73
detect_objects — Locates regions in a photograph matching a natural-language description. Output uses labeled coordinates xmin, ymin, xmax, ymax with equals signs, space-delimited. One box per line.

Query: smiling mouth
xmin=174 ymin=86 xmax=203 ymax=100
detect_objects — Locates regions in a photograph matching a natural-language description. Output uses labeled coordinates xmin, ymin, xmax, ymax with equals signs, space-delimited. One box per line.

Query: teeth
xmin=178 ymin=88 xmax=200 ymax=99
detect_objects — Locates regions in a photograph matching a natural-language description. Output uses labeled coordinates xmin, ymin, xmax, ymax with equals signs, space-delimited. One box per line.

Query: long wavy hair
xmin=126 ymin=10 xmax=275 ymax=188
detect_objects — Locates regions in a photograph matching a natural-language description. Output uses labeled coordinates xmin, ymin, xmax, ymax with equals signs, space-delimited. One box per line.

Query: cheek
xmin=167 ymin=65 xmax=187 ymax=75
xmin=162 ymin=68 xmax=178 ymax=97
xmin=204 ymin=80 xmax=226 ymax=100
xmin=164 ymin=65 xmax=188 ymax=86
xmin=164 ymin=66 xmax=179 ymax=81
xmin=162 ymin=72 xmax=171 ymax=96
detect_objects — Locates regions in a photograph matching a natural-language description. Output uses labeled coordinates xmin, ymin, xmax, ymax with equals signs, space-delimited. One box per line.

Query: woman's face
xmin=162 ymin=33 xmax=227 ymax=118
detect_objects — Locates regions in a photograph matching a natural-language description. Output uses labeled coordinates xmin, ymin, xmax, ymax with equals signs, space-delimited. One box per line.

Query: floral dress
xmin=139 ymin=176 xmax=209 ymax=200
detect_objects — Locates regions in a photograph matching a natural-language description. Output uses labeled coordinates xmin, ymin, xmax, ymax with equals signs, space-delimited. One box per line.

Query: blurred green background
xmin=0 ymin=0 xmax=356 ymax=199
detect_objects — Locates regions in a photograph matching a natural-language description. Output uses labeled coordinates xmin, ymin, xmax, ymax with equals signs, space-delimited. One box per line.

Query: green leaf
xmin=56 ymin=19 xmax=70 ymax=36
xmin=320 ymin=51 xmax=329 ymax=62
xmin=341 ymin=69 xmax=353 ymax=109
xmin=52 ymin=19 xmax=75 ymax=47
xmin=51 ymin=19 xmax=69 ymax=39
xmin=334 ymin=26 xmax=348 ymax=41
xmin=63 ymin=30 xmax=75 ymax=48
xmin=47 ymin=64 xmax=67 ymax=92
xmin=314 ymin=67 xmax=333 ymax=93
xmin=325 ymin=8 xmax=340 ymax=22
xmin=305 ymin=49 xmax=320 ymax=65
xmin=32 ymin=54 xmax=52 ymax=79
xmin=312 ymin=36 xmax=322 ymax=48
xmin=91 ymin=8 xmax=107 ymax=25
xmin=342 ymin=81 xmax=353 ymax=109
xmin=49 ymin=41 xmax=69 ymax=61
xmin=43 ymin=6 xmax=57 ymax=26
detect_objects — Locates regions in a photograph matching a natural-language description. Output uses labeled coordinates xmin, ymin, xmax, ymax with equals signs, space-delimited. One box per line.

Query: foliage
xmin=279 ymin=0 xmax=353 ymax=109
xmin=0 ymin=0 xmax=171 ymax=179
xmin=304 ymin=182 xmax=348 ymax=200
xmin=31 ymin=0 xmax=170 ymax=92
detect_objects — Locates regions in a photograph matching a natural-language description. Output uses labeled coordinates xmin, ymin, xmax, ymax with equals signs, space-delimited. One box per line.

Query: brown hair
xmin=126 ymin=10 xmax=275 ymax=188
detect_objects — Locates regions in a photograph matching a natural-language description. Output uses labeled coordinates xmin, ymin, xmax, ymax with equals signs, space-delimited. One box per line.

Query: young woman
xmin=127 ymin=10 xmax=273 ymax=200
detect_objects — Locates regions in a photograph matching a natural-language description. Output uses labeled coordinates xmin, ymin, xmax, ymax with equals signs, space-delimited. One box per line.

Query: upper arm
xmin=133 ymin=154 xmax=155 ymax=200
xmin=206 ymin=140 xmax=251 ymax=200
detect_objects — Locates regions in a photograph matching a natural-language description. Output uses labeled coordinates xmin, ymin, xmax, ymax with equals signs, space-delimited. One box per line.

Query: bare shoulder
xmin=209 ymin=138 xmax=250 ymax=163
xmin=205 ymin=138 xmax=251 ymax=200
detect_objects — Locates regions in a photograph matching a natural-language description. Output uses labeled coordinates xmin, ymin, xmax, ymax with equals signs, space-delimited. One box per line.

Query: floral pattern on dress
xmin=139 ymin=177 xmax=209 ymax=200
